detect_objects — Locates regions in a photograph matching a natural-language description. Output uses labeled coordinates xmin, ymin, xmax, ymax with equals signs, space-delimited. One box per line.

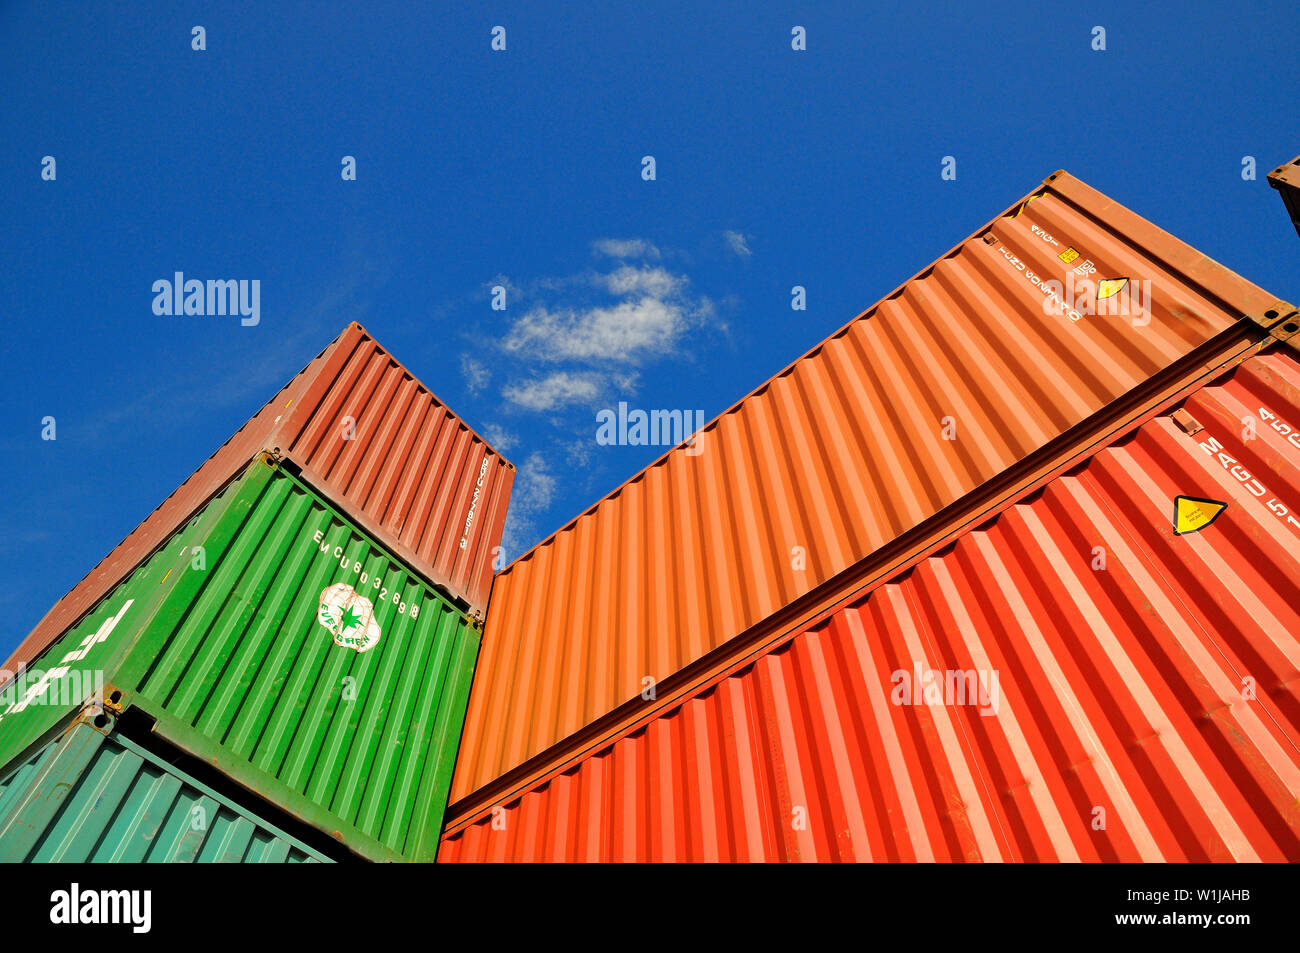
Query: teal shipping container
xmin=0 ymin=454 xmax=481 ymax=862
xmin=0 ymin=709 xmax=331 ymax=862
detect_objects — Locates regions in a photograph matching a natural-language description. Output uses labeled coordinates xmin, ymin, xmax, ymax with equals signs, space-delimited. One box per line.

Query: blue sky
xmin=1 ymin=2 xmax=1297 ymax=657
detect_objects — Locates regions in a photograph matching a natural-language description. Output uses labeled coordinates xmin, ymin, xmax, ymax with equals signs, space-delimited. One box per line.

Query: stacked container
xmin=441 ymin=346 xmax=1300 ymax=861
xmin=0 ymin=325 xmax=512 ymax=862
xmin=1270 ymin=152 xmax=1300 ymax=240
xmin=439 ymin=170 xmax=1300 ymax=861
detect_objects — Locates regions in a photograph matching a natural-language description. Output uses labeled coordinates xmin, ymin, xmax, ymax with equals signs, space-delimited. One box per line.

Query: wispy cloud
xmin=498 ymin=257 xmax=715 ymax=376
xmin=502 ymin=371 xmax=603 ymax=411
xmin=723 ymin=230 xmax=752 ymax=258
xmin=592 ymin=237 xmax=660 ymax=260
xmin=469 ymin=237 xmax=726 ymax=555
xmin=504 ymin=297 xmax=698 ymax=365
xmin=500 ymin=451 xmax=557 ymax=559
xmin=461 ymin=354 xmax=490 ymax=395
xmin=563 ymin=439 xmax=594 ymax=469
xmin=597 ymin=264 xmax=685 ymax=298
xmin=482 ymin=422 xmax=518 ymax=452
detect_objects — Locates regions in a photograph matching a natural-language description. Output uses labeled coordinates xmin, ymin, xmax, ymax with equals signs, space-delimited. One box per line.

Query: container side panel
xmin=441 ymin=349 xmax=1300 ymax=861
xmin=0 ymin=722 xmax=327 ymax=862
xmin=0 ymin=499 xmax=223 ymax=774
xmin=122 ymin=467 xmax=480 ymax=861
xmin=452 ymin=177 xmax=1275 ymax=802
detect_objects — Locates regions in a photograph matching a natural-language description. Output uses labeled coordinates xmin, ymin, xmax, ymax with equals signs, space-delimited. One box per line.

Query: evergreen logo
xmin=317 ymin=583 xmax=381 ymax=653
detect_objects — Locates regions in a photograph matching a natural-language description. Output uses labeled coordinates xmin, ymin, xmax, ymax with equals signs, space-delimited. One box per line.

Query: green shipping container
xmin=0 ymin=454 xmax=481 ymax=862
xmin=0 ymin=710 xmax=330 ymax=862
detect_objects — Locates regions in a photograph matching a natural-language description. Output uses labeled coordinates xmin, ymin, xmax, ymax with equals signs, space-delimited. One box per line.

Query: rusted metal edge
xmin=0 ymin=700 xmax=111 ymax=792
xmin=1268 ymin=153 xmax=1300 ymax=242
xmin=1261 ymin=309 xmax=1300 ymax=351
xmin=442 ymin=317 xmax=1282 ymax=833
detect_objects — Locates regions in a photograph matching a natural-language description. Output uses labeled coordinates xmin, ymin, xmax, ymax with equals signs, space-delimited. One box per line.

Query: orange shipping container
xmin=440 ymin=345 xmax=1300 ymax=862
xmin=449 ymin=170 xmax=1288 ymax=807
xmin=5 ymin=323 xmax=513 ymax=676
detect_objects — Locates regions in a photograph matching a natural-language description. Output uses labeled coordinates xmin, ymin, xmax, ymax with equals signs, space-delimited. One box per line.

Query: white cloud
xmin=564 ymin=439 xmax=594 ymax=469
xmin=482 ymin=423 xmax=518 ymax=452
xmin=502 ymin=371 xmax=603 ymax=411
xmin=504 ymin=297 xmax=697 ymax=364
xmin=598 ymin=265 xmax=685 ymax=298
xmin=497 ymin=253 xmax=717 ymax=409
xmin=500 ymin=451 xmax=557 ymax=558
xmin=592 ymin=237 xmax=660 ymax=260
xmin=723 ymin=230 xmax=752 ymax=258
xmin=460 ymin=354 xmax=490 ymax=395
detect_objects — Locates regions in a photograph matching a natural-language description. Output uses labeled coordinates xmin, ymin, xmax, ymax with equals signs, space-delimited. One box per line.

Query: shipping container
xmin=440 ymin=344 xmax=1300 ymax=862
xmin=448 ymin=170 xmax=1290 ymax=806
xmin=0 ymin=454 xmax=480 ymax=863
xmin=1269 ymin=153 xmax=1300 ymax=241
xmin=5 ymin=322 xmax=512 ymax=677
xmin=0 ymin=709 xmax=331 ymax=862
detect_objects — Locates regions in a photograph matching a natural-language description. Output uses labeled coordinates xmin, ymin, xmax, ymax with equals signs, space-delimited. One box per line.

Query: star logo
xmin=339 ymin=606 xmax=364 ymax=634
xmin=316 ymin=583 xmax=382 ymax=653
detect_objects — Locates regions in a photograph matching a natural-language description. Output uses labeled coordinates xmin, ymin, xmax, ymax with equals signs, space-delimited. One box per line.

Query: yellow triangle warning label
xmin=1173 ymin=495 xmax=1228 ymax=536
xmin=1097 ymin=277 xmax=1130 ymax=300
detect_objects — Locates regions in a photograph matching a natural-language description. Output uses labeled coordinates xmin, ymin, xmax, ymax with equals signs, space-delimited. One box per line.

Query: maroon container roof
xmin=5 ymin=323 xmax=512 ymax=676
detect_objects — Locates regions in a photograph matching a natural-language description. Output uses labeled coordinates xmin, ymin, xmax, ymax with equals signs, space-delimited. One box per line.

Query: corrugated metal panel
xmin=449 ymin=171 xmax=1284 ymax=803
xmin=281 ymin=330 xmax=514 ymax=620
xmin=440 ymin=347 xmax=1300 ymax=862
xmin=0 ymin=717 xmax=329 ymax=862
xmin=0 ymin=458 xmax=480 ymax=862
xmin=5 ymin=322 xmax=511 ymax=677
xmin=1269 ymin=153 xmax=1300 ymax=241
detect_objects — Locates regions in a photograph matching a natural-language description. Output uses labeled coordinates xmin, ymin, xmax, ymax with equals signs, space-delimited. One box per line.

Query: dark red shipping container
xmin=4 ymin=323 xmax=513 ymax=677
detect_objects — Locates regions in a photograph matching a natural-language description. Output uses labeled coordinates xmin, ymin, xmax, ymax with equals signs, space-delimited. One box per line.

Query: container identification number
xmin=311 ymin=530 xmax=421 ymax=619
xmin=1257 ymin=405 xmax=1300 ymax=454
xmin=1198 ymin=433 xmax=1300 ymax=533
